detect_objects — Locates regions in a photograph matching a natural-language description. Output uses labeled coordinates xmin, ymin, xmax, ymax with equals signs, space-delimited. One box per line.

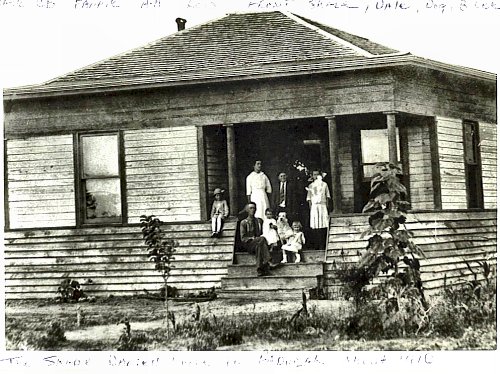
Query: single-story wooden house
xmin=3 ymin=11 xmax=496 ymax=300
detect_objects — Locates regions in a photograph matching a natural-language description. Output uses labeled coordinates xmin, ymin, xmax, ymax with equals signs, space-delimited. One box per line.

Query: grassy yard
xmin=5 ymin=296 xmax=496 ymax=351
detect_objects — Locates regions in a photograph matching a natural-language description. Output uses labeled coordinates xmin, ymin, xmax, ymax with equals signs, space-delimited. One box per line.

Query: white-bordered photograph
xmin=0 ymin=0 xmax=497 ymax=362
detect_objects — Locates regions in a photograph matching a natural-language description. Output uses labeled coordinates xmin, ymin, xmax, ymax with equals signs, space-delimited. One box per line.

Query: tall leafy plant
xmin=140 ymin=215 xmax=178 ymax=333
xmin=342 ymin=162 xmax=426 ymax=306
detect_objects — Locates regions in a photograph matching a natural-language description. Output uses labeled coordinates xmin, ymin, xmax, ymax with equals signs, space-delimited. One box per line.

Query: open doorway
xmin=234 ymin=118 xmax=331 ymax=242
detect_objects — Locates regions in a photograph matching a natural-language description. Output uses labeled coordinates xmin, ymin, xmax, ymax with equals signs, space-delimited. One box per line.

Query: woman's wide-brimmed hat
xmin=213 ymin=188 xmax=225 ymax=195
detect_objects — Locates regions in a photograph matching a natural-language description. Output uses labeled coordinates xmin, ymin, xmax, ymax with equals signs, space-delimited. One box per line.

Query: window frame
xmin=462 ymin=120 xmax=484 ymax=209
xmin=359 ymin=127 xmax=402 ymax=182
xmin=74 ymin=131 xmax=127 ymax=227
xmin=353 ymin=123 xmax=410 ymax=213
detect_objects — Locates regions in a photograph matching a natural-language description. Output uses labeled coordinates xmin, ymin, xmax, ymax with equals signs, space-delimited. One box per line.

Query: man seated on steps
xmin=239 ymin=202 xmax=278 ymax=276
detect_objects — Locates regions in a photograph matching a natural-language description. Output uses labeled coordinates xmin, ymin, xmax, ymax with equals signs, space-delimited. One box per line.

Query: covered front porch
xmin=199 ymin=111 xmax=440 ymax=222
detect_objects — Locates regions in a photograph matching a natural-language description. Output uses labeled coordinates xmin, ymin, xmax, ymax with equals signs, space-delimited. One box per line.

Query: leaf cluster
xmin=140 ymin=215 xmax=178 ymax=280
xmin=57 ymin=278 xmax=83 ymax=302
xmin=359 ymin=163 xmax=425 ymax=282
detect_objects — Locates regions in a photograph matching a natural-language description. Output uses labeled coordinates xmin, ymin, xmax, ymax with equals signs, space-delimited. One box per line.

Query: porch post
xmin=196 ymin=126 xmax=208 ymax=220
xmin=385 ymin=111 xmax=398 ymax=165
xmin=225 ymin=124 xmax=238 ymax=216
xmin=326 ymin=116 xmax=342 ymax=214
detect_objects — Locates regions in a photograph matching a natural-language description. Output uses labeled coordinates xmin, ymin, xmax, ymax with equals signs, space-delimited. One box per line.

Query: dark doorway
xmin=234 ymin=118 xmax=331 ymax=231
xmin=203 ymin=125 xmax=229 ymax=218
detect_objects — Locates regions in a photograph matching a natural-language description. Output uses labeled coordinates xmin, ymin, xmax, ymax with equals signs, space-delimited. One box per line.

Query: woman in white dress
xmin=246 ymin=160 xmax=272 ymax=220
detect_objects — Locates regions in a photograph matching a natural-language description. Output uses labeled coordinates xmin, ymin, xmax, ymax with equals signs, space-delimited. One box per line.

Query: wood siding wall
xmin=123 ymin=126 xmax=201 ymax=223
xmin=4 ymin=221 xmax=235 ymax=299
xmin=394 ymin=66 xmax=496 ymax=124
xmin=204 ymin=126 xmax=229 ymax=210
xmin=4 ymin=71 xmax=397 ymax=138
xmin=338 ymin=127 xmax=354 ymax=212
xmin=325 ymin=211 xmax=497 ymax=296
xmin=407 ymin=120 xmax=434 ymax=210
xmin=435 ymin=117 xmax=468 ymax=210
xmin=6 ymin=135 xmax=76 ymax=229
xmin=479 ymin=122 xmax=497 ymax=209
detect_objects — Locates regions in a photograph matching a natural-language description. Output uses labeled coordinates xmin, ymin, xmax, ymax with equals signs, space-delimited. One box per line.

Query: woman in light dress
xmin=306 ymin=170 xmax=331 ymax=250
xmin=246 ymin=160 xmax=272 ymax=220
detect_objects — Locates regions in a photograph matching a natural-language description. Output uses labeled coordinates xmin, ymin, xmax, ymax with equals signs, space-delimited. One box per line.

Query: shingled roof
xmin=4 ymin=11 xmax=495 ymax=98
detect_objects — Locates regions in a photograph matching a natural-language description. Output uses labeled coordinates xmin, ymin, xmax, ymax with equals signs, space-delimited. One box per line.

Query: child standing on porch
xmin=210 ymin=188 xmax=229 ymax=238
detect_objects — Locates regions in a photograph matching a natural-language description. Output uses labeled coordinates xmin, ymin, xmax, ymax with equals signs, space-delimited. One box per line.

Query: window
xmin=360 ymin=128 xmax=401 ymax=180
xmin=79 ymin=133 xmax=123 ymax=224
xmin=463 ymin=121 xmax=483 ymax=209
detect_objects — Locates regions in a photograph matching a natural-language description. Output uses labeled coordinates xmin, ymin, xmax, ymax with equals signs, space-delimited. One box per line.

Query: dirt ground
xmin=5 ymin=297 xmax=496 ymax=351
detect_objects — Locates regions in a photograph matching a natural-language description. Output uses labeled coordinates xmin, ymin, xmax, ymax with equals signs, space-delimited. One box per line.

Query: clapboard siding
xmin=394 ymin=66 xmax=496 ymax=124
xmin=407 ymin=120 xmax=433 ymax=209
xmin=436 ymin=117 xmax=467 ymax=209
xmin=4 ymin=221 xmax=236 ymax=299
xmin=123 ymin=126 xmax=201 ymax=223
xmin=324 ymin=211 xmax=497 ymax=295
xmin=5 ymin=71 xmax=397 ymax=138
xmin=479 ymin=122 xmax=497 ymax=209
xmin=6 ymin=135 xmax=76 ymax=229
xmin=204 ymin=126 xmax=229 ymax=209
xmin=338 ymin=127 xmax=354 ymax=212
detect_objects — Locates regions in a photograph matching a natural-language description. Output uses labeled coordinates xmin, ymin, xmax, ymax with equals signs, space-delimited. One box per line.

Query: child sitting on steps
xmin=262 ymin=208 xmax=280 ymax=249
xmin=281 ymin=221 xmax=305 ymax=263
xmin=210 ymin=188 xmax=229 ymax=238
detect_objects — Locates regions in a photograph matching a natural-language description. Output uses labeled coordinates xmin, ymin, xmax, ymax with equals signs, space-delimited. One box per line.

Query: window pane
xmin=82 ymin=135 xmax=119 ymax=177
xmin=360 ymin=129 xmax=401 ymax=164
xmin=85 ymin=178 xmax=122 ymax=222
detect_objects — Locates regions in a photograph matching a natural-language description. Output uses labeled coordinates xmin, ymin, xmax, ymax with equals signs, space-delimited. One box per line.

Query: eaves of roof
xmin=3 ymin=53 xmax=496 ymax=101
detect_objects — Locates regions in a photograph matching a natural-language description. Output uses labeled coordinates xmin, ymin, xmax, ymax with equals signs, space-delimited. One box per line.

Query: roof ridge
xmin=42 ymin=13 xmax=233 ymax=87
xmin=288 ymin=13 xmax=407 ymax=56
xmin=281 ymin=11 xmax=374 ymax=58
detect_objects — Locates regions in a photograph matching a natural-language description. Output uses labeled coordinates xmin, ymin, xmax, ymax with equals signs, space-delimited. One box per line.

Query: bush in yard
xmin=43 ymin=320 xmax=67 ymax=348
xmin=187 ymin=331 xmax=219 ymax=351
xmin=57 ymin=278 xmax=84 ymax=302
xmin=427 ymin=298 xmax=465 ymax=338
xmin=456 ymin=325 xmax=497 ymax=350
xmin=28 ymin=321 xmax=67 ymax=350
xmin=341 ymin=277 xmax=426 ymax=340
xmin=429 ymin=272 xmax=497 ymax=338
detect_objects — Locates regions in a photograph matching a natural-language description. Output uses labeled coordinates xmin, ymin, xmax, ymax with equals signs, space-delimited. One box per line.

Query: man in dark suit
xmin=272 ymin=172 xmax=297 ymax=221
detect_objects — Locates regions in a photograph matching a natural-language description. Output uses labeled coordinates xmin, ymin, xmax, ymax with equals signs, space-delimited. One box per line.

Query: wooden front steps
xmin=217 ymin=250 xmax=326 ymax=300
xmin=232 ymin=250 xmax=325 ymax=265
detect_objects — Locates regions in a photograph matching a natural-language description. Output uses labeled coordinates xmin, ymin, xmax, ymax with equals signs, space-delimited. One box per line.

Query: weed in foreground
xmin=6 ymin=320 xmax=67 ymax=350
xmin=168 ymin=307 xmax=342 ymax=350
xmin=116 ymin=320 xmax=149 ymax=351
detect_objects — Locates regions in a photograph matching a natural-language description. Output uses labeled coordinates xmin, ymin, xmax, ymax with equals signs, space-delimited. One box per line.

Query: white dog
xmin=276 ymin=211 xmax=294 ymax=244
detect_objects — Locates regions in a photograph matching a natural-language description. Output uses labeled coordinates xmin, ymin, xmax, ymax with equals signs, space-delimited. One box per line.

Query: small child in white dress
xmin=281 ymin=221 xmax=305 ymax=263
xmin=262 ymin=208 xmax=280 ymax=249
xmin=210 ymin=188 xmax=229 ymax=238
